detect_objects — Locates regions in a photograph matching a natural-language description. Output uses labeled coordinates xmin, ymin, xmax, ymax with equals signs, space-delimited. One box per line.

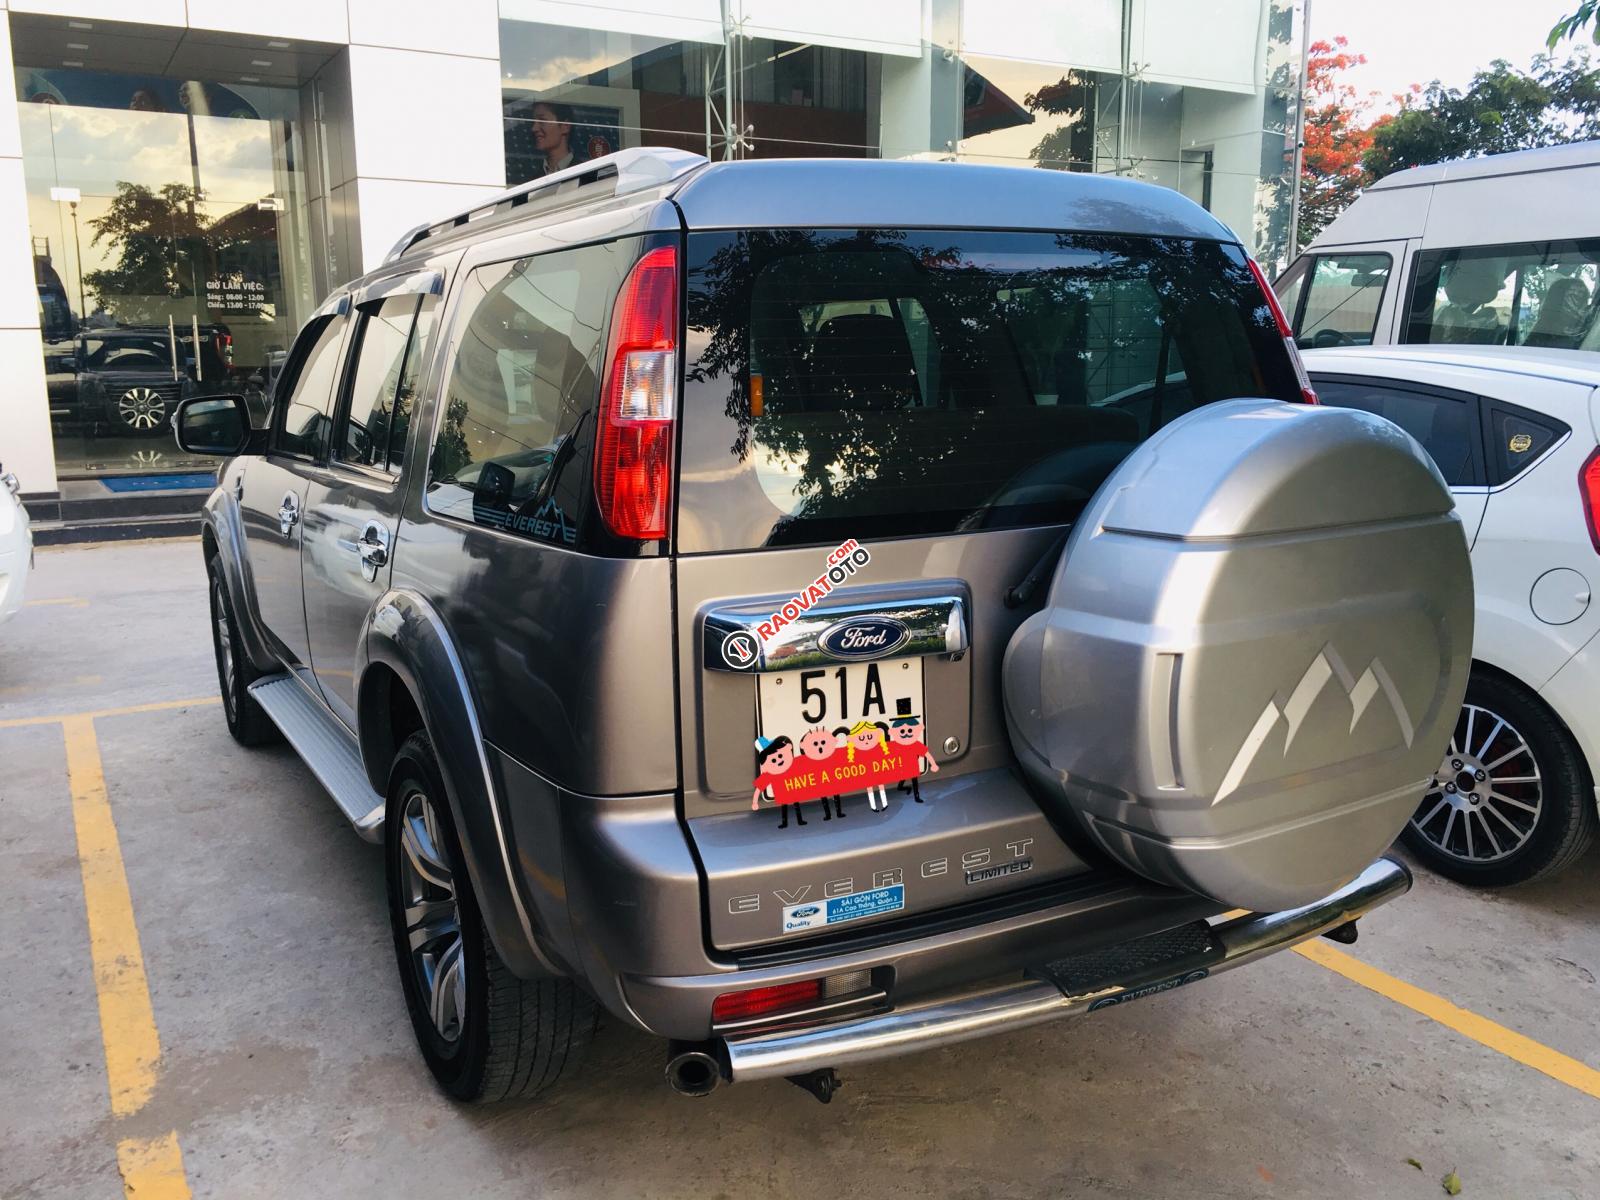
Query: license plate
xmin=758 ymin=657 xmax=924 ymax=740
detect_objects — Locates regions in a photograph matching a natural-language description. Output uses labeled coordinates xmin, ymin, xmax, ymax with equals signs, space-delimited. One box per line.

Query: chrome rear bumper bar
xmin=722 ymin=857 xmax=1411 ymax=1082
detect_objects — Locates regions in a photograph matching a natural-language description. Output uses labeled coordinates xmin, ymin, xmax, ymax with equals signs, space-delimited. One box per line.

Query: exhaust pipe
xmin=665 ymin=1041 xmax=724 ymax=1097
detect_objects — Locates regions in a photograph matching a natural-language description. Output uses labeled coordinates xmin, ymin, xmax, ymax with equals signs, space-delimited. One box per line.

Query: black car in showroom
xmin=64 ymin=324 xmax=233 ymax=437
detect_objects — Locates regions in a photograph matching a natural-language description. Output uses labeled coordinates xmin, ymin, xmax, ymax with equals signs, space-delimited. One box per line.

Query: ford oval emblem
xmin=818 ymin=616 xmax=911 ymax=661
xmin=790 ymin=905 xmax=820 ymax=918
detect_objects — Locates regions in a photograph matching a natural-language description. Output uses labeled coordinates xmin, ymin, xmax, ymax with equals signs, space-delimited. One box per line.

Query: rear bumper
xmin=720 ymin=856 xmax=1410 ymax=1081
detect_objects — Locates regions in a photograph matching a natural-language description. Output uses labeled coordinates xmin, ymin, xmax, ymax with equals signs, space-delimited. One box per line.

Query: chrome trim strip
xmin=357 ymin=269 xmax=445 ymax=306
xmin=703 ymin=594 xmax=968 ymax=673
xmin=721 ymin=858 xmax=1411 ymax=1082
xmin=311 ymin=290 xmax=351 ymax=319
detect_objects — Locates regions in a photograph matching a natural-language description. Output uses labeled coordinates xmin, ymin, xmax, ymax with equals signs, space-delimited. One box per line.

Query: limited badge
xmin=1509 ymin=432 xmax=1533 ymax=453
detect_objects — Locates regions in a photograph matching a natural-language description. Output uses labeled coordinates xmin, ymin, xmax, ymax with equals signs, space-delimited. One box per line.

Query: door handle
xmin=356 ymin=521 xmax=391 ymax=583
xmin=277 ymin=492 xmax=300 ymax=537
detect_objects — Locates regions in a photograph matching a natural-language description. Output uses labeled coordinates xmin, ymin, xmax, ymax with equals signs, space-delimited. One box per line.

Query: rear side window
xmin=1313 ymin=377 xmax=1481 ymax=486
xmin=1486 ymin=402 xmax=1568 ymax=484
xmin=1295 ymin=253 xmax=1391 ymax=348
xmin=425 ymin=238 xmax=641 ymax=548
xmin=678 ymin=229 xmax=1299 ymax=550
xmin=273 ymin=315 xmax=347 ymax=459
xmin=1404 ymin=240 xmax=1600 ymax=349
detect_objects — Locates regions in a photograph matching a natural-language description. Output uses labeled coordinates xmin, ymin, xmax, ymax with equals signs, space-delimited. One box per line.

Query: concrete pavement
xmin=2 ymin=539 xmax=1597 ymax=1198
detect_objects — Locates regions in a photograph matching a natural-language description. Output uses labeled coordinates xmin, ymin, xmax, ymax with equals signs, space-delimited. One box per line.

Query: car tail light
xmin=1248 ymin=257 xmax=1318 ymax=405
xmin=711 ymin=979 xmax=822 ymax=1024
xmin=1581 ymin=447 xmax=1600 ymax=554
xmin=710 ymin=969 xmax=874 ymax=1025
xmin=594 ymin=244 xmax=678 ymax=540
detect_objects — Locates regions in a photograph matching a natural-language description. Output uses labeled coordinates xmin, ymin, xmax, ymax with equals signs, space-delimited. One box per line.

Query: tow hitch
xmin=786 ymin=1068 xmax=843 ymax=1104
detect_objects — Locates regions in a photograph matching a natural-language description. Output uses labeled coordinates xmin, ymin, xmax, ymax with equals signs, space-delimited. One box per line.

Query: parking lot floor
xmin=2 ymin=539 xmax=1598 ymax=1199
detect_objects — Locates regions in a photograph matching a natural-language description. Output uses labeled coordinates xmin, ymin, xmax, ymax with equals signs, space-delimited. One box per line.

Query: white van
xmin=1274 ymin=140 xmax=1600 ymax=354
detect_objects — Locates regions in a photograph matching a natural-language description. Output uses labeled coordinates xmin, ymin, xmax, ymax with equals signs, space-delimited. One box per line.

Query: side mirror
xmin=173 ymin=393 xmax=258 ymax=456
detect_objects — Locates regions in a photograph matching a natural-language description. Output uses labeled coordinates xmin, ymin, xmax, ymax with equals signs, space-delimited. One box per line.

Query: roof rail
xmin=381 ymin=146 xmax=708 ymax=266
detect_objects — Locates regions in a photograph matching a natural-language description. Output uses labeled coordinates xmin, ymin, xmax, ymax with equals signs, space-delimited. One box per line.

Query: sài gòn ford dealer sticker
xmin=782 ymin=884 xmax=905 ymax=933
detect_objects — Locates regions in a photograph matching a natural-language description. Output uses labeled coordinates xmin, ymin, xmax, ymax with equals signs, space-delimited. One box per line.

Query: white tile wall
xmin=8 ymin=0 xmax=186 ymax=27
xmin=0 ymin=12 xmax=53 ymax=490
xmin=741 ymin=0 xmax=923 ymax=58
xmin=0 ymin=329 xmax=58 ymax=493
xmin=347 ymin=0 xmax=498 ymax=60
xmin=344 ymin=45 xmax=504 ymax=188
xmin=351 ymin=177 xmax=503 ymax=275
xmin=499 ymin=0 xmax=723 ymax=44
xmin=185 ymin=0 xmax=349 ymax=45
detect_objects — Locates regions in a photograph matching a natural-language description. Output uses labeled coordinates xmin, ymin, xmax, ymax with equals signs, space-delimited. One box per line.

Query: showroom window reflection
xmin=17 ymin=67 xmax=315 ymax=478
xmin=499 ymin=18 xmax=879 ymax=185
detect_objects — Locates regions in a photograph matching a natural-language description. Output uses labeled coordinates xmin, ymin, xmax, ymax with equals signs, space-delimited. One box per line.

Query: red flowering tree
xmin=1299 ymin=37 xmax=1392 ymax=242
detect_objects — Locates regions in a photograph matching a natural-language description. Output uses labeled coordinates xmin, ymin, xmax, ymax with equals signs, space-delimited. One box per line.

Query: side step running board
xmin=248 ymin=674 xmax=386 ymax=842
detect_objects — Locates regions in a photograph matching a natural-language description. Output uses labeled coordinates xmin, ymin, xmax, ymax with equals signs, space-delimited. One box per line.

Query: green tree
xmin=1023 ymin=71 xmax=1094 ymax=172
xmin=1549 ymin=3 xmax=1600 ymax=48
xmin=1364 ymin=52 xmax=1600 ymax=179
xmin=83 ymin=181 xmax=214 ymax=316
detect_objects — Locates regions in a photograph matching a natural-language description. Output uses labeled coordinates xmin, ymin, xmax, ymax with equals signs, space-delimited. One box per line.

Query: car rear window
xmin=677 ymin=229 xmax=1300 ymax=551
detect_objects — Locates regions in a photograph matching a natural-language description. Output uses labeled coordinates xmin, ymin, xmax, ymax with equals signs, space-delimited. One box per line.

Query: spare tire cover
xmin=1004 ymin=398 xmax=1472 ymax=912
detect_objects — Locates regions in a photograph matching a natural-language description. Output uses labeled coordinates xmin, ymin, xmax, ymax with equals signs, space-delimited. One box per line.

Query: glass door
xmin=17 ymin=67 xmax=317 ymax=478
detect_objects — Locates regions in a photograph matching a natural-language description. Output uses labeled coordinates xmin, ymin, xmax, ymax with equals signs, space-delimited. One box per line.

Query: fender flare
xmin=356 ymin=588 xmax=558 ymax=979
xmin=202 ymin=482 xmax=276 ymax=674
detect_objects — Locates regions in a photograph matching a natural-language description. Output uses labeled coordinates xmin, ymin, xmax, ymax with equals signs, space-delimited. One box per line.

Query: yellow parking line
xmin=62 ymin=715 xmax=193 ymax=1199
xmin=1295 ymin=939 xmax=1600 ymax=1100
xmin=116 ymin=1132 xmax=190 ymax=1198
xmin=25 ymin=596 xmax=89 ymax=607
xmin=0 ymin=695 xmax=219 ymax=730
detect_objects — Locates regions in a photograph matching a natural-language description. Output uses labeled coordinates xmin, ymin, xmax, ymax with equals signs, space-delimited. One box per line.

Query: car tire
xmin=206 ymin=555 xmax=279 ymax=746
xmin=1400 ymin=670 xmax=1596 ymax=886
xmin=385 ymin=731 xmax=599 ymax=1103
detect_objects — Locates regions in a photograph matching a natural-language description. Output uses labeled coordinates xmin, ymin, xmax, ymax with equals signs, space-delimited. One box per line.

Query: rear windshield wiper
xmin=1004 ymin=528 xmax=1071 ymax=609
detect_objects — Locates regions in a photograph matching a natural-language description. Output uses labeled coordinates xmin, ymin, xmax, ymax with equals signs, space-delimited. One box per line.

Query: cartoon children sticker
xmin=797 ymin=726 xmax=847 ymax=820
xmin=753 ymin=736 xmax=807 ymax=829
xmin=888 ymin=697 xmax=939 ymax=802
xmin=754 ymin=702 xmax=928 ymax=827
xmin=839 ymin=720 xmax=895 ymax=812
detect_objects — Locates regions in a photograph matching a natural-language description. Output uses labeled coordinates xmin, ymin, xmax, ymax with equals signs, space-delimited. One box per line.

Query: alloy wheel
xmin=1410 ymin=703 xmax=1543 ymax=863
xmin=398 ymin=788 xmax=466 ymax=1042
xmin=117 ymin=386 xmax=167 ymax=431
xmin=211 ymin=575 xmax=236 ymax=719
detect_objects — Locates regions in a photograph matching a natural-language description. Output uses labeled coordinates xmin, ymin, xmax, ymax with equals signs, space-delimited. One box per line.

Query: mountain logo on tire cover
xmin=1215 ymin=645 xmax=1415 ymax=804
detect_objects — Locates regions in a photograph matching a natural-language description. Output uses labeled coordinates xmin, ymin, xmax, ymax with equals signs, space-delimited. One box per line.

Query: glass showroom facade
xmin=19 ymin=69 xmax=316 ymax=475
xmin=0 ymin=0 xmax=1302 ymax=494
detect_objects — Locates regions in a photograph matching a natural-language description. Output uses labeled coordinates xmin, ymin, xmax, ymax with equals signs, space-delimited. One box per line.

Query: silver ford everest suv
xmin=174 ymin=148 xmax=1472 ymax=1105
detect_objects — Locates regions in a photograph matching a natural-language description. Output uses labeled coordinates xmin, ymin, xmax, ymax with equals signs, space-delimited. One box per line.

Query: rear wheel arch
xmin=1470 ymin=657 xmax=1589 ymax=771
xmin=357 ymin=590 xmax=561 ymax=980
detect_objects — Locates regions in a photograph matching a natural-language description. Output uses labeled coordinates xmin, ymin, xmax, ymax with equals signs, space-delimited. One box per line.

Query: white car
xmin=1303 ymin=345 xmax=1600 ymax=884
xmin=0 ymin=462 xmax=32 ymax=625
